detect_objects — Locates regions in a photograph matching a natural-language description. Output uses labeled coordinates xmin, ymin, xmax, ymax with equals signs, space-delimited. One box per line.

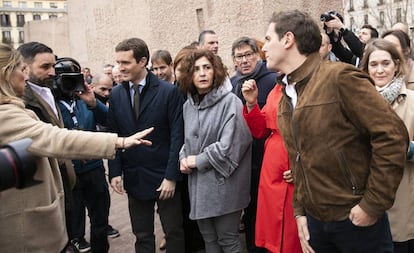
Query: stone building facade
xmin=26 ymin=0 xmax=341 ymax=74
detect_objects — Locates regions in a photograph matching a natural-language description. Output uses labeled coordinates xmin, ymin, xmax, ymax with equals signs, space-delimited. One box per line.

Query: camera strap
xmin=59 ymin=100 xmax=79 ymax=128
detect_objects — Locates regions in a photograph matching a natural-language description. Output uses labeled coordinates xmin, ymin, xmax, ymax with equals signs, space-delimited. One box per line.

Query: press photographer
xmin=321 ymin=10 xmax=378 ymax=66
xmin=0 ymin=138 xmax=37 ymax=191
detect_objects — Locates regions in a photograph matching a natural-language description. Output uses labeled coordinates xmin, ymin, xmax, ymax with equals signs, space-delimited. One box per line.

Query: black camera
xmin=54 ymin=57 xmax=85 ymax=94
xmin=320 ymin=10 xmax=343 ymax=22
xmin=0 ymin=138 xmax=38 ymax=191
xmin=55 ymin=72 xmax=85 ymax=94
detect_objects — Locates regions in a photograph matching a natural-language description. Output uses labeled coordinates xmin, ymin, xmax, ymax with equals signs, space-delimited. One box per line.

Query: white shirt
xmin=283 ymin=75 xmax=297 ymax=108
xmin=27 ymin=81 xmax=59 ymax=118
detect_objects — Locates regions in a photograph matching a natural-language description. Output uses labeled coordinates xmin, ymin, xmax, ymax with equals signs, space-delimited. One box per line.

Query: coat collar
xmin=23 ymin=85 xmax=63 ymax=127
xmin=121 ymin=71 xmax=160 ymax=117
xmin=278 ymin=52 xmax=321 ymax=87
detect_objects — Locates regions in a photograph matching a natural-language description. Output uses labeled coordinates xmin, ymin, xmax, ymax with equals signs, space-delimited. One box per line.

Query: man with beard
xmin=17 ymin=42 xmax=77 ymax=252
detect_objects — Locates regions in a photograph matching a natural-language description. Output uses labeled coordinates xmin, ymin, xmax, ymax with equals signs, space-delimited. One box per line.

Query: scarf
xmin=232 ymin=60 xmax=264 ymax=98
xmin=376 ymin=77 xmax=404 ymax=104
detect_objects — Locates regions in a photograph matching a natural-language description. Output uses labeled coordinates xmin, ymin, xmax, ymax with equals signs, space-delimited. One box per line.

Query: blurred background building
xmin=343 ymin=0 xmax=414 ymax=38
xmin=1 ymin=0 xmax=412 ymax=73
xmin=0 ymin=0 xmax=66 ymax=48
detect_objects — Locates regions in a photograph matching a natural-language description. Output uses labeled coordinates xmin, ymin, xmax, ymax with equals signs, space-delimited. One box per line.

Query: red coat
xmin=243 ymin=84 xmax=301 ymax=253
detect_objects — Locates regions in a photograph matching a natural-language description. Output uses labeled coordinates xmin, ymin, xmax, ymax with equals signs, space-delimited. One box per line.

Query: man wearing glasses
xmin=230 ymin=36 xmax=277 ymax=253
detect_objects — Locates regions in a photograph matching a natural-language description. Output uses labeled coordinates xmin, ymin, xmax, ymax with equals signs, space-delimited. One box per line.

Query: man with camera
xmin=322 ymin=10 xmax=378 ymax=66
xmin=54 ymin=57 xmax=117 ymax=253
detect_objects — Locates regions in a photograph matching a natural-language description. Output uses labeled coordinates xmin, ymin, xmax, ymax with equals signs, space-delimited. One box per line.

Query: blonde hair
xmin=0 ymin=43 xmax=23 ymax=105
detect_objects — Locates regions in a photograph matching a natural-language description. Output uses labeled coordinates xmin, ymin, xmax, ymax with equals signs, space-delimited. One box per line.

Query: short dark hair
xmin=151 ymin=50 xmax=172 ymax=65
xmin=198 ymin=30 xmax=216 ymax=45
xmin=231 ymin=37 xmax=259 ymax=57
xmin=17 ymin=42 xmax=53 ymax=63
xmin=115 ymin=38 xmax=149 ymax=66
xmin=270 ymin=10 xmax=321 ymax=55
xmin=361 ymin=24 xmax=379 ymax=38
xmin=177 ymin=49 xmax=226 ymax=95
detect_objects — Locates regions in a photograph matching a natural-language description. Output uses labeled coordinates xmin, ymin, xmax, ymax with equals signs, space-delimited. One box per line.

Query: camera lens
xmin=0 ymin=139 xmax=36 ymax=191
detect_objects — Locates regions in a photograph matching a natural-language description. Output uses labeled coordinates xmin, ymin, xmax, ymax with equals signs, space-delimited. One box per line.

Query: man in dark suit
xmin=108 ymin=38 xmax=185 ymax=253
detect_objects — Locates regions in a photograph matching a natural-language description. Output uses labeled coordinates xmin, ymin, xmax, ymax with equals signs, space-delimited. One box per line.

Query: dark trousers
xmin=181 ymin=176 xmax=205 ymax=252
xmin=394 ymin=239 xmax=414 ymax=253
xmin=307 ymin=213 xmax=393 ymax=253
xmin=128 ymin=192 xmax=185 ymax=253
xmin=70 ymin=167 xmax=110 ymax=253
xmin=197 ymin=210 xmax=243 ymax=253
xmin=243 ymin=167 xmax=266 ymax=253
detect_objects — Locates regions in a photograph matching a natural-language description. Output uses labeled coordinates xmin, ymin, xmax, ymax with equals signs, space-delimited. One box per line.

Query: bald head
xmin=392 ymin=22 xmax=409 ymax=34
xmin=319 ymin=33 xmax=332 ymax=61
xmin=91 ymin=73 xmax=113 ymax=99
xmin=112 ymin=65 xmax=122 ymax=84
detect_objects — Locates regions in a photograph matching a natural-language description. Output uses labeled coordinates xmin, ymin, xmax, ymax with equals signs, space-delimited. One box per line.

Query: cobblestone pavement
xmin=86 ymin=187 xmax=248 ymax=253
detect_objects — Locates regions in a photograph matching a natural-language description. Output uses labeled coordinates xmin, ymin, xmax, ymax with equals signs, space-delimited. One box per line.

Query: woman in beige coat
xmin=361 ymin=38 xmax=414 ymax=253
xmin=0 ymin=43 xmax=153 ymax=253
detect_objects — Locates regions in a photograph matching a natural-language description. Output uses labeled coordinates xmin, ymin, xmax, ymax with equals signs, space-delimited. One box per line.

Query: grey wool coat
xmin=180 ymin=83 xmax=252 ymax=220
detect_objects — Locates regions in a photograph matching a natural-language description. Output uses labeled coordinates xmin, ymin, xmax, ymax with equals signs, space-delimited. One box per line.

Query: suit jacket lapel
xmin=139 ymin=72 xmax=158 ymax=115
xmin=23 ymin=85 xmax=63 ymax=127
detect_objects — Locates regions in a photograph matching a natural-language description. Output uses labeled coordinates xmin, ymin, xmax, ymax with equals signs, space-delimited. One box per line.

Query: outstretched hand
xmin=123 ymin=127 xmax=154 ymax=149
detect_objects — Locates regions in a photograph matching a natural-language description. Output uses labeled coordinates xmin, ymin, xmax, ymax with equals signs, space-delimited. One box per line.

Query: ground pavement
xmin=85 ymin=187 xmax=249 ymax=253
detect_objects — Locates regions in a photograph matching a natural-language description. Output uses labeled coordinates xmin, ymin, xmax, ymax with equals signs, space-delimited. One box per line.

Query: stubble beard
xmin=28 ymin=72 xmax=55 ymax=88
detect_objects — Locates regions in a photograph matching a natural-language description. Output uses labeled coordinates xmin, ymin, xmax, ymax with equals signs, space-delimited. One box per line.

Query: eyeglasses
xmin=234 ymin=52 xmax=255 ymax=62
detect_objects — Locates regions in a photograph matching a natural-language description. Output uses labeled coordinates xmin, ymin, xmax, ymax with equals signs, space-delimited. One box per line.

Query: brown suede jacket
xmin=278 ymin=52 xmax=409 ymax=222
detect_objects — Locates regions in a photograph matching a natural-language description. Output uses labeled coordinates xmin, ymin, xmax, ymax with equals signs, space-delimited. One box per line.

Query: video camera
xmin=54 ymin=57 xmax=85 ymax=94
xmin=320 ymin=10 xmax=343 ymax=22
xmin=0 ymin=138 xmax=38 ymax=191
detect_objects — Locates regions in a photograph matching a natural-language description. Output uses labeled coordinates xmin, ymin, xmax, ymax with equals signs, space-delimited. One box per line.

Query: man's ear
xmin=139 ymin=57 xmax=147 ymax=65
xmin=284 ymin=31 xmax=295 ymax=49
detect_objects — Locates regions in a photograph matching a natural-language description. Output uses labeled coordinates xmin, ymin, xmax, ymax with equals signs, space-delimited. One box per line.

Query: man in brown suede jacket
xmin=242 ymin=10 xmax=409 ymax=253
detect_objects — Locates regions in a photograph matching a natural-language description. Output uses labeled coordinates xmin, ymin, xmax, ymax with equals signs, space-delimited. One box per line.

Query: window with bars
xmin=2 ymin=1 xmax=11 ymax=7
xmin=19 ymin=31 xmax=24 ymax=43
xmin=2 ymin=30 xmax=11 ymax=44
xmin=16 ymin=14 xmax=25 ymax=27
xmin=33 ymin=14 xmax=41 ymax=20
xmin=18 ymin=1 xmax=26 ymax=8
xmin=396 ymin=8 xmax=402 ymax=22
xmin=0 ymin=14 xmax=11 ymax=27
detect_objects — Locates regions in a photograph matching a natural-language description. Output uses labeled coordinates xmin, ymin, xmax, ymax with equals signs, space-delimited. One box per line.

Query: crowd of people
xmin=1 ymin=7 xmax=414 ymax=253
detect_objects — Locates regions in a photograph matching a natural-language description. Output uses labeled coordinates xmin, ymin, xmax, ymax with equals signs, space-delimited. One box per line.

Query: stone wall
xmin=26 ymin=0 xmax=341 ymax=74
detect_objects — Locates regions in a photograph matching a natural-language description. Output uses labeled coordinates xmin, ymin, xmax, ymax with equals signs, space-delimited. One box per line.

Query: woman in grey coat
xmin=178 ymin=49 xmax=252 ymax=253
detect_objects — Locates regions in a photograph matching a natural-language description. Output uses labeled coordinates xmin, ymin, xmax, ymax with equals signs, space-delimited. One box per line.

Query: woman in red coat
xmin=242 ymin=82 xmax=302 ymax=253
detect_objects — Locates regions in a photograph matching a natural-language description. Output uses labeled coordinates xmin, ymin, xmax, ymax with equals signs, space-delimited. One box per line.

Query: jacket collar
xmin=278 ymin=52 xmax=321 ymax=87
xmin=121 ymin=71 xmax=160 ymax=116
xmin=23 ymin=85 xmax=63 ymax=127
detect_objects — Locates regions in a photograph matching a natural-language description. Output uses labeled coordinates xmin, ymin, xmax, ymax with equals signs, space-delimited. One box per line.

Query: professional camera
xmin=320 ymin=10 xmax=343 ymax=22
xmin=54 ymin=57 xmax=85 ymax=94
xmin=0 ymin=138 xmax=38 ymax=191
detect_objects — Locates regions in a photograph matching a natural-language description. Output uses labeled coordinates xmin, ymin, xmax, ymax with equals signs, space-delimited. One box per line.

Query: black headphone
xmin=55 ymin=57 xmax=82 ymax=75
